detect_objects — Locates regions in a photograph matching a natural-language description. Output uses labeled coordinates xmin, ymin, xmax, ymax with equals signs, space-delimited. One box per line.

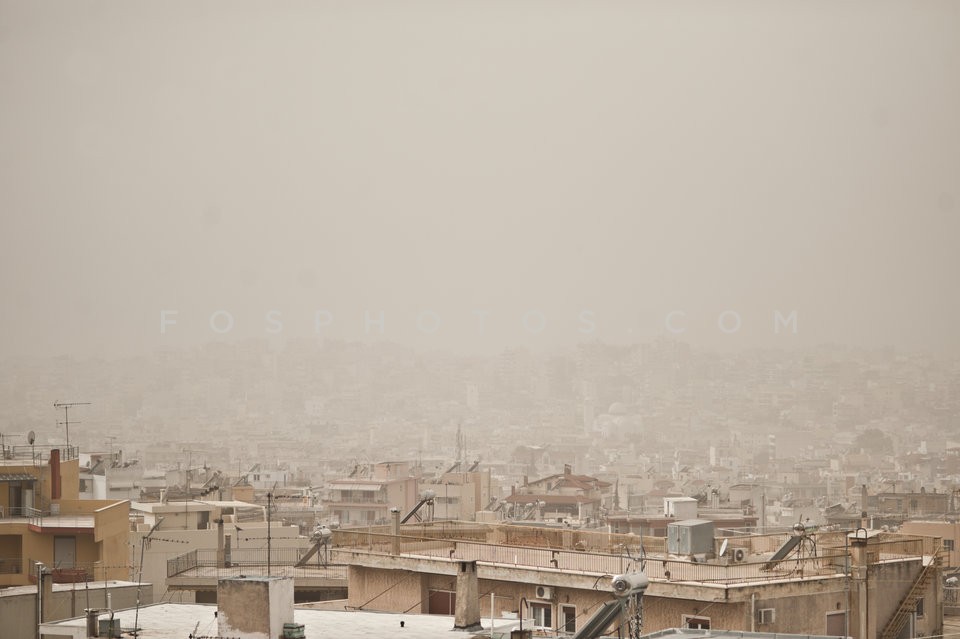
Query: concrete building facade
xmin=329 ymin=523 xmax=943 ymax=638
xmin=1 ymin=445 xmax=130 ymax=588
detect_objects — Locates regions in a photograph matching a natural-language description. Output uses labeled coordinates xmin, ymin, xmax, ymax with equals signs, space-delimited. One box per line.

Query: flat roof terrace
xmin=329 ymin=528 xmax=935 ymax=602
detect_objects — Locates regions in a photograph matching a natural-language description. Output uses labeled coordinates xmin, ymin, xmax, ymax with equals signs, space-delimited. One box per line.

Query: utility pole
xmin=54 ymin=402 xmax=90 ymax=450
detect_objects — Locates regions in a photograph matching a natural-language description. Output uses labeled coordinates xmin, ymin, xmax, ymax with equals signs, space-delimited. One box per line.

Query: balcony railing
xmin=25 ymin=558 xmax=111 ymax=583
xmin=0 ymin=506 xmax=41 ymax=519
xmin=324 ymin=496 xmax=388 ymax=505
xmin=0 ymin=556 xmax=24 ymax=574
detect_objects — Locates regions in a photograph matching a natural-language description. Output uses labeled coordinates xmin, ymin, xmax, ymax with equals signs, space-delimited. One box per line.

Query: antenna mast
xmin=455 ymin=421 xmax=465 ymax=469
xmin=53 ymin=401 xmax=90 ymax=449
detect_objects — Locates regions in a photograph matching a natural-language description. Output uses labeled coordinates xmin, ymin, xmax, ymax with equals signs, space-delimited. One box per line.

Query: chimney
xmin=86 ymin=609 xmax=100 ymax=637
xmin=218 ymin=576 xmax=294 ymax=639
xmin=564 ymin=464 xmax=572 ymax=476
xmin=391 ymin=507 xmax=401 ymax=556
xmin=453 ymin=561 xmax=481 ymax=631
xmin=50 ymin=448 xmax=62 ymax=500
xmin=40 ymin=567 xmax=54 ymax=622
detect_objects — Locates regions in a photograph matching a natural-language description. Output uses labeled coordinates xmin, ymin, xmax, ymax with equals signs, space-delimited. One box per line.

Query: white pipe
xmin=490 ymin=592 xmax=495 ymax=637
xmin=751 ymin=593 xmax=756 ymax=632
xmin=36 ymin=563 xmax=43 ymax=639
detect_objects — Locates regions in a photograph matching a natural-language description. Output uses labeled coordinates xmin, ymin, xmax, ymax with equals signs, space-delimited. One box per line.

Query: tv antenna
xmin=267 ymin=481 xmax=278 ymax=576
xmin=54 ymin=401 xmax=90 ymax=449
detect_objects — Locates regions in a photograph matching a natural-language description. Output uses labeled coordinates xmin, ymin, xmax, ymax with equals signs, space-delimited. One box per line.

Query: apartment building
xmin=330 ymin=522 xmax=942 ymax=638
xmin=418 ymin=463 xmax=497 ymax=521
xmin=322 ymin=461 xmax=418 ymax=526
xmin=504 ymin=465 xmax=612 ymax=523
xmin=0 ymin=443 xmax=129 ymax=587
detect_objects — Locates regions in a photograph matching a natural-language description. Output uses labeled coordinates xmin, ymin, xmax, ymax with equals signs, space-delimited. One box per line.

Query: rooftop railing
xmin=331 ymin=530 xmax=850 ymax=585
xmin=166 ymin=547 xmax=348 ymax=581
xmin=1 ymin=444 xmax=78 ymax=462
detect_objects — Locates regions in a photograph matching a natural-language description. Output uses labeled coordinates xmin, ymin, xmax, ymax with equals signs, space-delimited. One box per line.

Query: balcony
xmin=0 ymin=506 xmax=42 ymax=520
xmin=0 ymin=556 xmax=24 ymax=575
xmin=323 ymin=496 xmax=388 ymax=506
xmin=25 ymin=558 xmax=110 ymax=583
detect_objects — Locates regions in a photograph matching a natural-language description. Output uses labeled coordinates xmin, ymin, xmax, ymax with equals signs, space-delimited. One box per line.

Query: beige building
xmin=1 ymin=444 xmax=130 ymax=588
xmin=0 ymin=579 xmax=146 ymax=639
xmin=323 ymin=461 xmax=418 ymax=526
xmin=418 ymin=466 xmax=497 ymax=521
xmin=330 ymin=523 xmax=942 ymax=638
xmin=505 ymin=465 xmax=613 ymax=523
xmin=900 ymin=520 xmax=960 ymax=569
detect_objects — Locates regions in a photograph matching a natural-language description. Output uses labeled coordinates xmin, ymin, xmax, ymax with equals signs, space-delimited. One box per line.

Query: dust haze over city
xmin=1 ymin=2 xmax=960 ymax=637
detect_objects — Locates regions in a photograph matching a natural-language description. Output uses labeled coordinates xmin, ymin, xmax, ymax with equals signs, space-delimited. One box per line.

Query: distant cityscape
xmin=3 ymin=337 xmax=959 ymax=517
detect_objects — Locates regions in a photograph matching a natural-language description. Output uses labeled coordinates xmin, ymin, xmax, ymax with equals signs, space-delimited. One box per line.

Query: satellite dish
xmin=28 ymin=430 xmax=35 ymax=445
xmin=719 ymin=538 xmax=729 ymax=557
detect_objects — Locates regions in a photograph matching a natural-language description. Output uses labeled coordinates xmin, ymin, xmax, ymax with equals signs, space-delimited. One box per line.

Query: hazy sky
xmin=1 ymin=1 xmax=958 ymax=358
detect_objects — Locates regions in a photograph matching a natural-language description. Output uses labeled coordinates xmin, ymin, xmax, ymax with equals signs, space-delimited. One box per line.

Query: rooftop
xmin=0 ymin=579 xmax=139 ymax=598
xmin=641 ymin=630 xmax=845 ymax=639
xmin=39 ymin=603 xmax=503 ymax=639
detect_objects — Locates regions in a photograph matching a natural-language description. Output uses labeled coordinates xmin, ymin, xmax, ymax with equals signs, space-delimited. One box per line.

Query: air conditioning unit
xmin=732 ymin=548 xmax=747 ymax=563
xmin=757 ymin=608 xmax=776 ymax=625
xmin=535 ymin=586 xmax=553 ymax=600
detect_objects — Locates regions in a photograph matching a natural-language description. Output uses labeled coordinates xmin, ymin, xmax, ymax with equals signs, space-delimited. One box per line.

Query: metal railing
xmin=332 ymin=531 xmax=849 ymax=585
xmin=25 ymin=558 xmax=108 ymax=583
xmin=0 ymin=506 xmax=41 ymax=519
xmin=324 ymin=496 xmax=388 ymax=504
xmin=0 ymin=556 xmax=24 ymax=574
xmin=167 ymin=549 xmax=198 ymax=577
xmin=3 ymin=444 xmax=78 ymax=462
xmin=167 ymin=547 xmax=349 ymax=580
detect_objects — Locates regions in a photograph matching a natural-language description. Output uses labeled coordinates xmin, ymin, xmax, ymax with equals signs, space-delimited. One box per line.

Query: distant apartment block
xmin=322 ymin=461 xmax=417 ymax=526
xmin=504 ymin=465 xmax=612 ymax=523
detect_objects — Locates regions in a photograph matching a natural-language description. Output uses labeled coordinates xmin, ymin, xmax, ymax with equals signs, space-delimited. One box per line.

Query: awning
xmin=0 ymin=473 xmax=37 ymax=482
xmin=328 ymin=483 xmax=384 ymax=492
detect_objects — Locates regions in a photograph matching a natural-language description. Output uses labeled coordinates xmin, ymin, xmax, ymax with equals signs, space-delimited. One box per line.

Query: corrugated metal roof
xmin=0 ymin=473 xmax=37 ymax=482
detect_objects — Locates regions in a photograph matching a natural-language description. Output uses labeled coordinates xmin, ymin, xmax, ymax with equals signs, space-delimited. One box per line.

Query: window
xmin=916 ymin=597 xmax=924 ymax=618
xmin=945 ymin=539 xmax=955 ymax=551
xmin=684 ymin=616 xmax=711 ymax=630
xmin=560 ymin=605 xmax=577 ymax=633
xmin=531 ymin=602 xmax=552 ymax=629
